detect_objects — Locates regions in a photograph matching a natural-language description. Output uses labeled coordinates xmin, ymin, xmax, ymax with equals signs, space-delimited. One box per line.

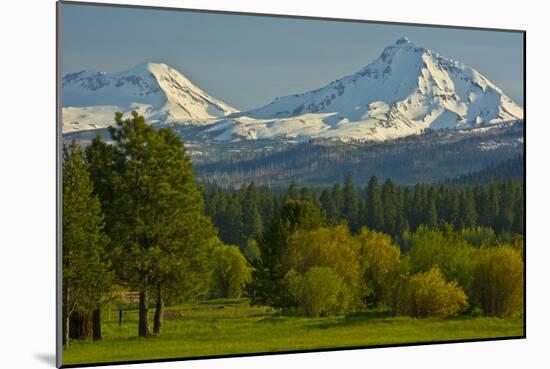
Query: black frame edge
xmin=60 ymin=335 xmax=525 ymax=368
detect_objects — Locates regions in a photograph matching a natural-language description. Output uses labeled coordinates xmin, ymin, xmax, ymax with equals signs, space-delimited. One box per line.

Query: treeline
xmin=248 ymin=199 xmax=524 ymax=318
xmin=204 ymin=178 xmax=524 ymax=319
xmin=62 ymin=113 xmax=251 ymax=347
xmin=204 ymin=174 xmax=524 ymax=250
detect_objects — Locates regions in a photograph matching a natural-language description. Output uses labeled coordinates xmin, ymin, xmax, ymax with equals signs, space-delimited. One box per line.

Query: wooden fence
xmin=119 ymin=291 xmax=140 ymax=303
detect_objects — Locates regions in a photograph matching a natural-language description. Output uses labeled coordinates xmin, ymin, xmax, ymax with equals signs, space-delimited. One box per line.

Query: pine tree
xmin=212 ymin=189 xmax=228 ymax=232
xmin=62 ymin=141 xmax=111 ymax=348
xmin=319 ymin=189 xmax=332 ymax=224
xmin=497 ymin=180 xmax=519 ymax=233
xmin=105 ymin=112 xmax=215 ymax=337
xmin=221 ymin=193 xmax=244 ymax=246
xmin=459 ymin=190 xmax=478 ymax=229
xmin=395 ymin=188 xmax=409 ymax=236
xmin=84 ymin=135 xmax=119 ymax=234
xmin=342 ymin=173 xmax=359 ymax=232
xmin=411 ymin=184 xmax=427 ymax=231
xmin=205 ymin=184 xmax=221 ymax=219
xmin=381 ymin=179 xmax=398 ymax=235
xmin=150 ymin=127 xmax=215 ymax=335
xmin=425 ymin=187 xmax=438 ymax=229
xmin=365 ymin=176 xmax=384 ymax=231
xmin=252 ymin=200 xmax=324 ymax=308
xmin=258 ymin=186 xmax=275 ymax=232
xmin=426 ymin=197 xmax=438 ymax=229
xmin=327 ymin=183 xmax=343 ymax=225
xmin=300 ymin=186 xmax=320 ymax=208
xmin=513 ymin=181 xmax=525 ymax=235
xmin=472 ymin=186 xmax=487 ymax=227
xmin=241 ymin=182 xmax=263 ymax=243
xmin=286 ymin=180 xmax=300 ymax=201
xmin=448 ymin=189 xmax=460 ymax=229
xmin=486 ymin=182 xmax=500 ymax=227
xmin=402 ymin=187 xmax=413 ymax=227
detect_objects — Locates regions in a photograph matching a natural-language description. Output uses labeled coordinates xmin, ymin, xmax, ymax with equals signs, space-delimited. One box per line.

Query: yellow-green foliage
xmin=472 ymin=246 xmax=524 ymax=317
xmin=409 ymin=226 xmax=478 ymax=295
xmin=458 ymin=226 xmax=497 ymax=247
xmin=396 ymin=267 xmax=467 ymax=318
xmin=285 ymin=225 xmax=362 ymax=310
xmin=357 ymin=228 xmax=401 ymax=304
xmin=285 ymin=267 xmax=346 ymax=317
xmin=279 ymin=224 xmax=522 ymax=319
xmin=242 ymin=239 xmax=261 ymax=263
xmin=211 ymin=242 xmax=252 ymax=299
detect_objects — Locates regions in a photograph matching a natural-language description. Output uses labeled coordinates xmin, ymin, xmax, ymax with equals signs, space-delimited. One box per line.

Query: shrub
xmin=408 ymin=226 xmax=478 ymax=295
xmin=357 ymin=228 xmax=401 ymax=305
xmin=211 ymin=242 xmax=252 ymax=298
xmin=396 ymin=267 xmax=467 ymax=318
xmin=472 ymin=246 xmax=524 ymax=317
xmin=286 ymin=267 xmax=346 ymax=318
xmin=284 ymin=269 xmax=303 ymax=305
xmin=286 ymin=225 xmax=363 ymax=308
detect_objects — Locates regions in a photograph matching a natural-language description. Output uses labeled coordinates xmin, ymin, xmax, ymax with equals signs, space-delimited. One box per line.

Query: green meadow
xmin=63 ymin=298 xmax=523 ymax=365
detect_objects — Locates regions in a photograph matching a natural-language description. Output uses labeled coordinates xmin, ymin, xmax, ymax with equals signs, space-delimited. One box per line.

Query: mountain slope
xmin=192 ymin=122 xmax=524 ymax=187
xmin=207 ymin=37 xmax=523 ymax=142
xmin=62 ymin=62 xmax=237 ymax=132
xmin=445 ymin=155 xmax=524 ymax=186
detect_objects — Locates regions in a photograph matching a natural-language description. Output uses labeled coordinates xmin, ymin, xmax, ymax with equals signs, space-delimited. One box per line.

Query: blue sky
xmin=61 ymin=3 xmax=524 ymax=111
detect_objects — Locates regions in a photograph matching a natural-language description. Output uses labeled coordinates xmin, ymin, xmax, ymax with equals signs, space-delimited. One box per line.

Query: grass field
xmin=62 ymin=298 xmax=524 ymax=365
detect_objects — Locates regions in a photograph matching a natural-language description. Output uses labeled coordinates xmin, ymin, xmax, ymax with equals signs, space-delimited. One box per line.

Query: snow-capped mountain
xmin=206 ymin=37 xmax=523 ymax=142
xmin=62 ymin=39 xmax=523 ymax=142
xmin=62 ymin=62 xmax=237 ymax=132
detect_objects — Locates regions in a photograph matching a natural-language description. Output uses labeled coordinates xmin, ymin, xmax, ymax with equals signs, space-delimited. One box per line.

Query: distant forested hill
xmin=193 ymin=124 xmax=524 ymax=187
xmin=446 ymin=155 xmax=524 ymax=187
xmin=64 ymin=122 xmax=524 ymax=188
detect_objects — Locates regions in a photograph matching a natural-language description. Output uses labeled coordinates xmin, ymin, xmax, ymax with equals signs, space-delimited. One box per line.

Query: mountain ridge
xmin=62 ymin=38 xmax=523 ymax=142
xmin=62 ymin=62 xmax=237 ymax=132
xmin=208 ymin=37 xmax=522 ymax=142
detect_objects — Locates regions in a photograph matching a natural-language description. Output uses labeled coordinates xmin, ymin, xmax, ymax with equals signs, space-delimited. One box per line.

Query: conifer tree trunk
xmin=82 ymin=312 xmax=93 ymax=339
xmin=138 ymin=289 xmax=151 ymax=337
xmin=70 ymin=312 xmax=93 ymax=339
xmin=153 ymin=284 xmax=164 ymax=335
xmin=69 ymin=312 xmax=80 ymax=339
xmin=92 ymin=307 xmax=102 ymax=341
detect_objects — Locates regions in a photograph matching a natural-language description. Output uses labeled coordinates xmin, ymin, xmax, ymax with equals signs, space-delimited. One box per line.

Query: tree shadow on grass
xmin=310 ymin=310 xmax=397 ymax=330
xmin=255 ymin=316 xmax=289 ymax=324
xmin=199 ymin=298 xmax=248 ymax=306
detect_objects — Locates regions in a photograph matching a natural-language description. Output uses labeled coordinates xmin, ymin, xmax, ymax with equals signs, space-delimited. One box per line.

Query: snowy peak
xmin=62 ymin=62 xmax=237 ymax=132
xmin=62 ymin=39 xmax=523 ymax=143
xmin=394 ymin=36 xmax=410 ymax=45
xmin=242 ymin=38 xmax=523 ymax=133
xmin=134 ymin=62 xmax=238 ymax=119
xmin=63 ymin=63 xmax=164 ymax=108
